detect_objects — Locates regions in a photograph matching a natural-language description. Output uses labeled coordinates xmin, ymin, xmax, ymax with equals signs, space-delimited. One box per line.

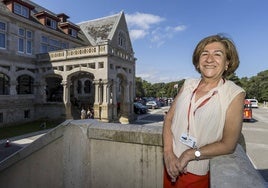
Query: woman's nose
xmin=206 ymin=54 xmax=214 ymax=63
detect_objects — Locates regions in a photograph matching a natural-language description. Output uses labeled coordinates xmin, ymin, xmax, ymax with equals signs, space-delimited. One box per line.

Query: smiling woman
xmin=163 ymin=34 xmax=245 ymax=188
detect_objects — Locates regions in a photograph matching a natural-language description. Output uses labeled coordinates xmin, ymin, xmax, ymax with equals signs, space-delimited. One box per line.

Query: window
xmin=18 ymin=28 xmax=32 ymax=54
xmin=17 ymin=75 xmax=33 ymax=94
xmin=118 ymin=31 xmax=126 ymax=49
xmin=98 ymin=62 xmax=104 ymax=69
xmin=40 ymin=35 xmax=69 ymax=53
xmin=24 ymin=110 xmax=30 ymax=119
xmin=0 ymin=21 xmax=6 ymax=49
xmin=77 ymin=80 xmax=82 ymax=94
xmin=84 ymin=80 xmax=91 ymax=94
xmin=61 ymin=42 xmax=68 ymax=49
xmin=0 ymin=113 xmax=3 ymax=123
xmin=0 ymin=73 xmax=9 ymax=95
xmin=46 ymin=18 xmax=57 ymax=29
xmin=14 ymin=2 xmax=29 ymax=18
xmin=26 ymin=30 xmax=32 ymax=54
xmin=68 ymin=28 xmax=77 ymax=38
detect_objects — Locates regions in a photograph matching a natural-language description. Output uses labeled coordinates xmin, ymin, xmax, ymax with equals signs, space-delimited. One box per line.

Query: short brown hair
xmin=192 ymin=34 xmax=240 ymax=77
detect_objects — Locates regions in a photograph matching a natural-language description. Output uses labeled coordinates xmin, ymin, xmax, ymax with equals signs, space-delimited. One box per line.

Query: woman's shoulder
xmin=219 ymin=80 xmax=245 ymax=101
xmin=224 ymin=80 xmax=244 ymax=92
xmin=184 ymin=78 xmax=200 ymax=87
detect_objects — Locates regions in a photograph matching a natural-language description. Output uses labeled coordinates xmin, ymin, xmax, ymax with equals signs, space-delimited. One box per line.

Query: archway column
xmin=9 ymin=80 xmax=17 ymax=96
xmin=93 ymin=79 xmax=102 ymax=120
xmin=119 ymin=81 xmax=130 ymax=124
xmin=62 ymin=79 xmax=72 ymax=119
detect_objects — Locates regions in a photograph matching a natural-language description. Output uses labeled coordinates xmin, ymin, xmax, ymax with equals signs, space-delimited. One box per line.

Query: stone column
xmin=112 ymin=79 xmax=118 ymax=119
xmin=62 ymin=79 xmax=72 ymax=119
xmin=102 ymin=80 xmax=108 ymax=105
xmin=93 ymin=79 xmax=101 ymax=119
xmin=119 ymin=80 xmax=130 ymax=124
xmin=9 ymin=79 xmax=17 ymax=96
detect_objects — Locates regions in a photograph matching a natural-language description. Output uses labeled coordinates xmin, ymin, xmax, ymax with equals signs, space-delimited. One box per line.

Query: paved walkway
xmin=0 ymin=129 xmax=49 ymax=162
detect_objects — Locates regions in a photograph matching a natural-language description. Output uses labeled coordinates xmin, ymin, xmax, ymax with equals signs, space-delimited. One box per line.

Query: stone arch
xmin=16 ymin=74 xmax=34 ymax=95
xmin=70 ymin=72 xmax=95 ymax=106
xmin=115 ymin=73 xmax=132 ymax=124
xmin=0 ymin=72 xmax=10 ymax=95
xmin=65 ymin=70 xmax=95 ymax=119
xmin=45 ymin=75 xmax=63 ymax=102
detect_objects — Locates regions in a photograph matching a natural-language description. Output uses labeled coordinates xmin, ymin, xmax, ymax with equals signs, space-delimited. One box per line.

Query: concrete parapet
xmin=0 ymin=120 xmax=266 ymax=188
xmin=210 ymin=144 xmax=267 ymax=188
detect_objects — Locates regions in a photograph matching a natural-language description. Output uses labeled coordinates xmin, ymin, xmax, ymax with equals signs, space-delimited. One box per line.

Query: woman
xmin=163 ymin=34 xmax=245 ymax=187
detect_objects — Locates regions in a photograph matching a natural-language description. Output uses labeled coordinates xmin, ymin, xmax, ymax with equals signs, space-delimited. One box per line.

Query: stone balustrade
xmin=36 ymin=45 xmax=134 ymax=63
xmin=0 ymin=120 xmax=266 ymax=188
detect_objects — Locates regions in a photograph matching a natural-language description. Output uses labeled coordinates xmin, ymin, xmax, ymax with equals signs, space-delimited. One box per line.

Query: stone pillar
xmin=93 ymin=79 xmax=102 ymax=120
xmin=112 ymin=79 xmax=118 ymax=120
xmin=119 ymin=81 xmax=130 ymax=124
xmin=62 ymin=80 xmax=72 ymax=119
xmin=102 ymin=80 xmax=108 ymax=105
xmin=33 ymin=81 xmax=44 ymax=103
xmin=9 ymin=79 xmax=17 ymax=96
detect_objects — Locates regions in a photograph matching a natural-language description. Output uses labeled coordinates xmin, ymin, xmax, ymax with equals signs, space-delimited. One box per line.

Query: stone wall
xmin=0 ymin=120 xmax=266 ymax=188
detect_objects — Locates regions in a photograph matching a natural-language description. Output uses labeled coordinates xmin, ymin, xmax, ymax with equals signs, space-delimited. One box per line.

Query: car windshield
xmin=135 ymin=103 xmax=144 ymax=107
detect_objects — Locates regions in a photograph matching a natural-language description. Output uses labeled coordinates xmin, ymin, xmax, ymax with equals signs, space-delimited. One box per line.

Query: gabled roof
xmin=78 ymin=12 xmax=123 ymax=46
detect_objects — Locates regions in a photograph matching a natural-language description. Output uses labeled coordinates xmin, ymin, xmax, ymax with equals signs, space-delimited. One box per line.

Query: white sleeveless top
xmin=171 ymin=78 xmax=245 ymax=175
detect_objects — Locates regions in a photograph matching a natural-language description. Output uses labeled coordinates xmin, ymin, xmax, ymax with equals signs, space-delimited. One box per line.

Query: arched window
xmin=77 ymin=80 xmax=82 ymax=94
xmin=118 ymin=31 xmax=126 ymax=49
xmin=84 ymin=80 xmax=91 ymax=94
xmin=17 ymin=75 xmax=33 ymax=94
xmin=0 ymin=73 xmax=9 ymax=95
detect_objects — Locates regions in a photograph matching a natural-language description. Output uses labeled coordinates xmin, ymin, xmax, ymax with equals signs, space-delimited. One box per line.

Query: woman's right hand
xmin=164 ymin=151 xmax=180 ymax=180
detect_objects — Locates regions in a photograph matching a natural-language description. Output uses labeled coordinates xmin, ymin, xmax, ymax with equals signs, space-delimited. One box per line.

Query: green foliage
xmin=241 ymin=70 xmax=268 ymax=102
xmin=135 ymin=70 xmax=268 ymax=102
xmin=0 ymin=119 xmax=61 ymax=139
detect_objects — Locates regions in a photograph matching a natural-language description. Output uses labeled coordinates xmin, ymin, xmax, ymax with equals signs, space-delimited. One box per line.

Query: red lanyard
xmin=187 ymin=88 xmax=218 ymax=135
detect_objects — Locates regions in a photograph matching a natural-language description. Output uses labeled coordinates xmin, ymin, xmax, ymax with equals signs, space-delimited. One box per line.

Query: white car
xmin=246 ymin=99 xmax=258 ymax=108
xmin=146 ymin=101 xmax=159 ymax=109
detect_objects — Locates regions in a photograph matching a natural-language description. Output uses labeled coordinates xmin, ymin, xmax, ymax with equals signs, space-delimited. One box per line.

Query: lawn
xmin=0 ymin=119 xmax=63 ymax=140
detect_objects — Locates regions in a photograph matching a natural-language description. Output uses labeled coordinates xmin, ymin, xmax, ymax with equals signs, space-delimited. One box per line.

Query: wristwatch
xmin=194 ymin=148 xmax=201 ymax=161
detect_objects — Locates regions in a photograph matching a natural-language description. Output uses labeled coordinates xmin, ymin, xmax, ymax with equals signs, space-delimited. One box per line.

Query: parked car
xmin=246 ymin=99 xmax=258 ymax=108
xmin=146 ymin=101 xmax=159 ymax=109
xmin=243 ymin=99 xmax=252 ymax=121
xmin=134 ymin=102 xmax=148 ymax=114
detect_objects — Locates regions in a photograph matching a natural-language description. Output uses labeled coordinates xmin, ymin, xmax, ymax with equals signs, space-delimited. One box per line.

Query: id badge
xmin=179 ymin=133 xmax=197 ymax=148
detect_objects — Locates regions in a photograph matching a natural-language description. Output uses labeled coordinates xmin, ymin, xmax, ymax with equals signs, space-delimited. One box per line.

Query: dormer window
xmin=58 ymin=22 xmax=80 ymax=38
xmin=3 ymin=0 xmax=34 ymax=19
xmin=46 ymin=18 xmax=57 ymax=29
xmin=35 ymin=11 xmax=60 ymax=30
xmin=14 ymin=2 xmax=29 ymax=18
xmin=68 ymin=28 xmax=77 ymax=38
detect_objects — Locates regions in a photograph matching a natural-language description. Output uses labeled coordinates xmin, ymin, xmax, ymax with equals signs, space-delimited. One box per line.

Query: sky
xmin=31 ymin=0 xmax=268 ymax=83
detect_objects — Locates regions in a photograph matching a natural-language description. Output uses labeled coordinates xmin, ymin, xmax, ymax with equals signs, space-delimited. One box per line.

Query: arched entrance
xmin=68 ymin=72 xmax=95 ymax=119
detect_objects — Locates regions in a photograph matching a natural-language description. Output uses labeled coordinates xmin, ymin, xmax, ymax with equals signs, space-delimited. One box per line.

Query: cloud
xmin=129 ymin=29 xmax=148 ymax=41
xmin=125 ymin=12 xmax=164 ymax=41
xmin=149 ymin=24 xmax=187 ymax=47
xmin=126 ymin=12 xmax=187 ymax=45
xmin=126 ymin=12 xmax=165 ymax=30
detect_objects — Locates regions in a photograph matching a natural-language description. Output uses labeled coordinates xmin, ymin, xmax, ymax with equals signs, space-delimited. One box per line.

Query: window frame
xmin=46 ymin=17 xmax=57 ymax=30
xmin=14 ymin=2 xmax=29 ymax=18
xmin=0 ymin=21 xmax=6 ymax=49
xmin=18 ymin=27 xmax=32 ymax=54
xmin=0 ymin=73 xmax=9 ymax=95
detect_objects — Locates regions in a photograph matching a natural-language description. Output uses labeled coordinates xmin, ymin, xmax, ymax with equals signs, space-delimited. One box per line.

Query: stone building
xmin=0 ymin=0 xmax=136 ymax=126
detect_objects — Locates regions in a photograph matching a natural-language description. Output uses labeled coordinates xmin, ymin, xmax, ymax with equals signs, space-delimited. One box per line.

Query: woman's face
xmin=198 ymin=42 xmax=229 ymax=80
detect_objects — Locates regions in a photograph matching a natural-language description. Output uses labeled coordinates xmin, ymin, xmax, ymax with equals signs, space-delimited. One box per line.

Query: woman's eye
xmin=214 ymin=52 xmax=223 ymax=56
xmin=201 ymin=52 xmax=208 ymax=56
